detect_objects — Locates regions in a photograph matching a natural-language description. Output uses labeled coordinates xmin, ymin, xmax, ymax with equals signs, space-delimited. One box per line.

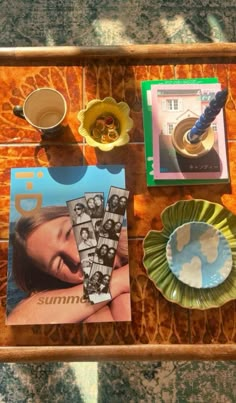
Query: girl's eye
xmin=55 ymin=257 xmax=63 ymax=273
xmin=65 ymin=226 xmax=73 ymax=240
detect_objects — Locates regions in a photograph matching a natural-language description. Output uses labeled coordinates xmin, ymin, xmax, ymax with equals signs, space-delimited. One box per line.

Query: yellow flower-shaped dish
xmin=143 ymin=199 xmax=236 ymax=310
xmin=77 ymin=97 xmax=133 ymax=151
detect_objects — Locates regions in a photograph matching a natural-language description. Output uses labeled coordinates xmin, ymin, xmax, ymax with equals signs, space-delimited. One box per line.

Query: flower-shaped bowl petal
xmin=77 ymin=97 xmax=133 ymax=151
xmin=143 ymin=199 xmax=236 ymax=310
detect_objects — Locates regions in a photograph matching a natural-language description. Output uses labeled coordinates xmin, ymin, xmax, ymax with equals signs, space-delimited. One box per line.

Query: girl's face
xmin=102 ymin=275 xmax=110 ymax=285
xmin=26 ymin=216 xmax=83 ymax=284
xmin=87 ymin=198 xmax=95 ymax=209
xmin=114 ymin=222 xmax=122 ymax=232
xmin=81 ymin=230 xmax=89 ymax=240
xmin=119 ymin=197 xmax=127 ymax=208
xmin=91 ymin=272 xmax=100 ymax=283
xmin=104 ymin=220 xmax=113 ymax=230
xmin=94 ymin=196 xmax=102 ymax=207
xmin=107 ymin=249 xmax=115 ymax=259
xmin=74 ymin=205 xmax=83 ymax=216
xmin=111 ymin=195 xmax=119 ymax=207
xmin=100 ymin=245 xmax=108 ymax=256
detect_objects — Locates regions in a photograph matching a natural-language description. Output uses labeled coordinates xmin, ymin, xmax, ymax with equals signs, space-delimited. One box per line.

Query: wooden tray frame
xmin=0 ymin=345 xmax=235 ymax=362
xmin=0 ymin=43 xmax=236 ymax=362
xmin=0 ymin=43 xmax=236 ymax=63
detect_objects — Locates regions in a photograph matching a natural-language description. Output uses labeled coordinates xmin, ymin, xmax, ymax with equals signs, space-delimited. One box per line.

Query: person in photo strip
xmin=85 ymin=192 xmax=104 ymax=218
xmin=78 ymin=227 xmax=97 ymax=251
xmin=87 ymin=186 xmax=129 ymax=304
xmin=80 ymin=248 xmax=95 ymax=299
xmin=88 ymin=265 xmax=112 ymax=304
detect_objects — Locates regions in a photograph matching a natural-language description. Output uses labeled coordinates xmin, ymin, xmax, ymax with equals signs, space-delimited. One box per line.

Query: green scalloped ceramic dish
xmin=143 ymin=199 xmax=236 ymax=310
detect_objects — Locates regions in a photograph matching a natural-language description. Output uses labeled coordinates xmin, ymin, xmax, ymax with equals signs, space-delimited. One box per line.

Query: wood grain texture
xmin=0 ymin=345 xmax=235 ymax=363
xmin=1 ymin=44 xmax=236 ymax=62
xmin=0 ymin=56 xmax=236 ymax=361
xmin=0 ymin=66 xmax=83 ymax=143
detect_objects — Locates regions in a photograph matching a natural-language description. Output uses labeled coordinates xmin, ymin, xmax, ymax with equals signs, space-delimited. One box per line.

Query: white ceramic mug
xmin=13 ymin=87 xmax=67 ymax=138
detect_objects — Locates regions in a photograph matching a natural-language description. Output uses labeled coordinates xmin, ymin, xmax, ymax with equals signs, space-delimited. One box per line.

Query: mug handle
xmin=13 ymin=105 xmax=25 ymax=120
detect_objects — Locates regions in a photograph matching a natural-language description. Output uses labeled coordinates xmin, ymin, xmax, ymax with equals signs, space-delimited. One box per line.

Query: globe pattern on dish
xmin=166 ymin=221 xmax=232 ymax=289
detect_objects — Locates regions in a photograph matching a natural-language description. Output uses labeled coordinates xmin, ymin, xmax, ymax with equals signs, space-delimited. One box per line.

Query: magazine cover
xmin=151 ymin=83 xmax=229 ymax=183
xmin=140 ymin=78 xmax=223 ymax=186
xmin=6 ymin=165 xmax=131 ymax=325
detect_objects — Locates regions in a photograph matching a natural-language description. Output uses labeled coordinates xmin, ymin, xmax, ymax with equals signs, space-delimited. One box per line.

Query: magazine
xmin=141 ymin=78 xmax=229 ymax=186
xmin=151 ymin=82 xmax=229 ymax=183
xmin=6 ymin=165 xmax=131 ymax=325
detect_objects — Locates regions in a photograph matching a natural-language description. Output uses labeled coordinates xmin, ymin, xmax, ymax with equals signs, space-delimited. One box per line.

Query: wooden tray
xmin=0 ymin=44 xmax=236 ymax=362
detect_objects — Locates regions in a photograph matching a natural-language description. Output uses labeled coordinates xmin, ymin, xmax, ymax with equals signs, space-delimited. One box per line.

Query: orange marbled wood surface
xmin=0 ymin=63 xmax=235 ymax=348
xmin=0 ymin=66 xmax=83 ymax=143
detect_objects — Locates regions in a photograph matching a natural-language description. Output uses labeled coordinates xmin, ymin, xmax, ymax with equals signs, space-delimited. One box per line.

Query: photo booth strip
xmin=88 ymin=186 xmax=129 ymax=304
xmin=105 ymin=186 xmax=129 ymax=215
xmin=66 ymin=196 xmax=91 ymax=226
xmin=85 ymin=264 xmax=113 ymax=304
xmin=66 ymin=195 xmax=98 ymax=299
xmin=84 ymin=192 xmax=105 ymax=220
xmin=80 ymin=247 xmax=96 ymax=300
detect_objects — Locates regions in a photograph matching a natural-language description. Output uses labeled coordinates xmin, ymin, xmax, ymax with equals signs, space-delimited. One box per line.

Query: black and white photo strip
xmin=66 ymin=196 xmax=91 ymax=226
xmin=99 ymin=211 xmax=123 ymax=241
xmin=84 ymin=192 xmax=105 ymax=219
xmin=80 ymin=247 xmax=96 ymax=299
xmin=106 ymin=186 xmax=129 ymax=216
xmin=73 ymin=221 xmax=97 ymax=251
xmin=87 ymin=186 xmax=129 ymax=304
xmin=86 ymin=264 xmax=113 ymax=304
xmin=94 ymin=237 xmax=118 ymax=267
xmin=66 ymin=196 xmax=98 ymax=298
xmin=86 ymin=237 xmax=118 ymax=303
xmin=92 ymin=218 xmax=103 ymax=241
xmin=66 ymin=187 xmax=129 ymax=304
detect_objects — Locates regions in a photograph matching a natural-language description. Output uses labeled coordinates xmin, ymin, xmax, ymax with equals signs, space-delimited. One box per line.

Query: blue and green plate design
xmin=143 ymin=199 xmax=236 ymax=309
xmin=166 ymin=221 xmax=232 ymax=289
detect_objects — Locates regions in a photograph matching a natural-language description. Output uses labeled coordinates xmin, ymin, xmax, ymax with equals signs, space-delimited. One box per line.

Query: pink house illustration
xmin=155 ymin=89 xmax=218 ymax=136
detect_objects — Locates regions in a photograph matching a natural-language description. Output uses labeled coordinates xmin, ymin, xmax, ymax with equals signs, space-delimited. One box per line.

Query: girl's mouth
xmin=70 ymin=262 xmax=81 ymax=274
